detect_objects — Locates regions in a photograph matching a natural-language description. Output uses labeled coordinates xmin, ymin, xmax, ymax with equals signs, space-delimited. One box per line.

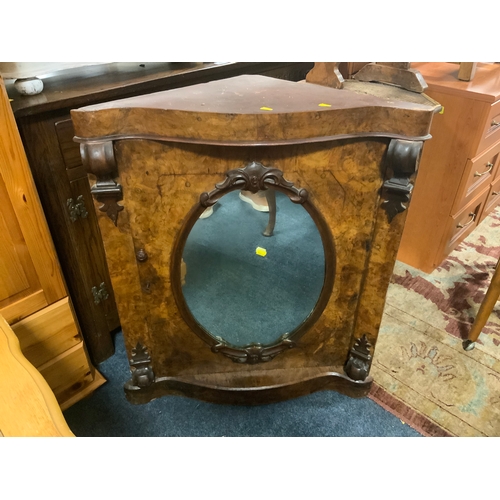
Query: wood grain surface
xmin=12 ymin=297 xmax=81 ymax=368
xmin=72 ymin=75 xmax=438 ymax=145
xmin=0 ymin=313 xmax=74 ymax=437
xmin=0 ymin=77 xmax=66 ymax=313
xmin=75 ymin=75 xmax=437 ymax=403
xmin=109 ymin=139 xmax=388 ymax=376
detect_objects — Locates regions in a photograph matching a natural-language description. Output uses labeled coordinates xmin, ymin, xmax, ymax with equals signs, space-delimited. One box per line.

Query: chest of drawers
xmin=397 ymin=62 xmax=500 ymax=273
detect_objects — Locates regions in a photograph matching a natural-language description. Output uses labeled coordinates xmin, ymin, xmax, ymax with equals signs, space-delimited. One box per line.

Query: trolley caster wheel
xmin=463 ymin=340 xmax=476 ymax=351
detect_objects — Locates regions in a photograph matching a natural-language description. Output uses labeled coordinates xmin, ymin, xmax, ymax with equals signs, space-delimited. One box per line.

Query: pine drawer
xmin=12 ymin=297 xmax=81 ymax=368
xmin=38 ymin=342 xmax=106 ymax=410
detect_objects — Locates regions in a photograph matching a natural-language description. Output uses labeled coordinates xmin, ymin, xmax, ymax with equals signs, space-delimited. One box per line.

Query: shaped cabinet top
xmin=72 ymin=75 xmax=440 ymax=146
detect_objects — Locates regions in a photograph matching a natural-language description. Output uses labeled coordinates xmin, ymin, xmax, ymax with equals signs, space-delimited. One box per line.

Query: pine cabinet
xmin=0 ymin=76 xmax=104 ymax=410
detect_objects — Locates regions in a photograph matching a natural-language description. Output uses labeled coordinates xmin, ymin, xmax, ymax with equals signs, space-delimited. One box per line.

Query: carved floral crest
xmin=200 ymin=161 xmax=308 ymax=208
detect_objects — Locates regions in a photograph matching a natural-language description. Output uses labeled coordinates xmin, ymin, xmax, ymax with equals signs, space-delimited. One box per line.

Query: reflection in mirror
xmin=181 ymin=189 xmax=325 ymax=348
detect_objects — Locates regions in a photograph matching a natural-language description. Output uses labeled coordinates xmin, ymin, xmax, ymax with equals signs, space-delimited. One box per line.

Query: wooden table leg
xmin=262 ymin=189 xmax=276 ymax=237
xmin=463 ymin=258 xmax=500 ymax=350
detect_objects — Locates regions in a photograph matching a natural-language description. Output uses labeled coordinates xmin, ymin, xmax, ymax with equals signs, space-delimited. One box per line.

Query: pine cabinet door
xmin=0 ymin=77 xmax=66 ymax=323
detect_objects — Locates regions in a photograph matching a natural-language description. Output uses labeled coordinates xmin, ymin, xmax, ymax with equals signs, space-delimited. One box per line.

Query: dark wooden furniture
xmin=6 ymin=62 xmax=314 ymax=364
xmin=72 ymin=73 xmax=439 ymax=405
xmin=397 ymin=62 xmax=500 ymax=273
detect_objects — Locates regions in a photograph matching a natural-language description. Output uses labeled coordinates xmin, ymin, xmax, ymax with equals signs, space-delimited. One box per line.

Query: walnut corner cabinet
xmin=71 ymin=75 xmax=439 ymax=405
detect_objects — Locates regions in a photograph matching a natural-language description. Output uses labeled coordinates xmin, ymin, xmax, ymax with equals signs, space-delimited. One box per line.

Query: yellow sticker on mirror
xmin=256 ymin=247 xmax=267 ymax=257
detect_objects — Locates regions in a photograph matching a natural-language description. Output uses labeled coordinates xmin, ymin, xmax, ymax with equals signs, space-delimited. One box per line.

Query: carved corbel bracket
xmin=126 ymin=342 xmax=155 ymax=388
xmin=344 ymin=334 xmax=372 ymax=381
xmin=382 ymin=139 xmax=423 ymax=222
xmin=80 ymin=141 xmax=123 ymax=225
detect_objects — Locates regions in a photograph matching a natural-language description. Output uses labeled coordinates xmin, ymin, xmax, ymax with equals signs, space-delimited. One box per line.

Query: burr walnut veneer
xmin=72 ymin=75 xmax=439 ymax=405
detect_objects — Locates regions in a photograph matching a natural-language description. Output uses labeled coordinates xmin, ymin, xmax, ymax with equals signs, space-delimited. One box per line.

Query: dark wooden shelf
xmin=7 ymin=62 xmax=314 ymax=116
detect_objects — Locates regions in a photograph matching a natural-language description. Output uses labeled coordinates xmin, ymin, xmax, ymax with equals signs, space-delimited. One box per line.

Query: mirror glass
xmin=181 ymin=189 xmax=325 ymax=348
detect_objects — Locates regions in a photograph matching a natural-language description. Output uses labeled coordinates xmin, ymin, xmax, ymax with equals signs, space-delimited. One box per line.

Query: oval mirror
xmin=180 ymin=188 xmax=326 ymax=348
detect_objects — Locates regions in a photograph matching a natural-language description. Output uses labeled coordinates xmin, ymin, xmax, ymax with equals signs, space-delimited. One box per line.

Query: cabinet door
xmin=68 ymin=174 xmax=121 ymax=332
xmin=57 ymin=118 xmax=120 ymax=332
xmin=0 ymin=77 xmax=66 ymax=323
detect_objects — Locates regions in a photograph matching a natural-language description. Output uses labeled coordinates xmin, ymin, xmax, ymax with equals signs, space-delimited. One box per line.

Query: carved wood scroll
xmin=80 ymin=141 xmax=124 ymax=225
xmin=125 ymin=342 xmax=155 ymax=388
xmin=200 ymin=161 xmax=308 ymax=208
xmin=212 ymin=336 xmax=296 ymax=364
xmin=382 ymin=139 xmax=423 ymax=222
xmin=344 ymin=335 xmax=372 ymax=381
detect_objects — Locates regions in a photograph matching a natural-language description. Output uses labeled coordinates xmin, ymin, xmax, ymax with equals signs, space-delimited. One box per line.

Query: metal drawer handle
xmin=474 ymin=162 xmax=494 ymax=177
xmin=492 ymin=120 xmax=500 ymax=127
xmin=457 ymin=212 xmax=476 ymax=229
xmin=493 ymin=191 xmax=499 ymax=196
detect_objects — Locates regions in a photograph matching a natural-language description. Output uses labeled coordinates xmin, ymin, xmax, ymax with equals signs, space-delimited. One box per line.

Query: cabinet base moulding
xmin=124 ymin=367 xmax=373 ymax=406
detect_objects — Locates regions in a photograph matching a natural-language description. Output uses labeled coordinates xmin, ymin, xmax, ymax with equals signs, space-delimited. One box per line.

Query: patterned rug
xmin=370 ymin=206 xmax=500 ymax=437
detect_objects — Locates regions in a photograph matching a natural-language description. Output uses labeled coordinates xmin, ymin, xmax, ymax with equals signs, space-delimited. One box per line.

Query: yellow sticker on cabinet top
xmin=256 ymin=247 xmax=267 ymax=257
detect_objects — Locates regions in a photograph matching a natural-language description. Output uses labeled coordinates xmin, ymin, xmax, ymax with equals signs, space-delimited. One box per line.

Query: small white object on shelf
xmin=0 ymin=62 xmax=109 ymax=95
xmin=13 ymin=77 xmax=44 ymax=95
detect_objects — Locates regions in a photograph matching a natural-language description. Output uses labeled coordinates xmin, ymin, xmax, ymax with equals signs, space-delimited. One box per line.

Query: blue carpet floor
xmin=63 ymin=333 xmax=421 ymax=437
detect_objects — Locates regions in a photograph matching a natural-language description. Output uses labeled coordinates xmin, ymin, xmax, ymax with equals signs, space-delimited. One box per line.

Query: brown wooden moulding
xmin=72 ymin=76 xmax=437 ymax=144
xmin=73 ymin=75 xmax=438 ymax=405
